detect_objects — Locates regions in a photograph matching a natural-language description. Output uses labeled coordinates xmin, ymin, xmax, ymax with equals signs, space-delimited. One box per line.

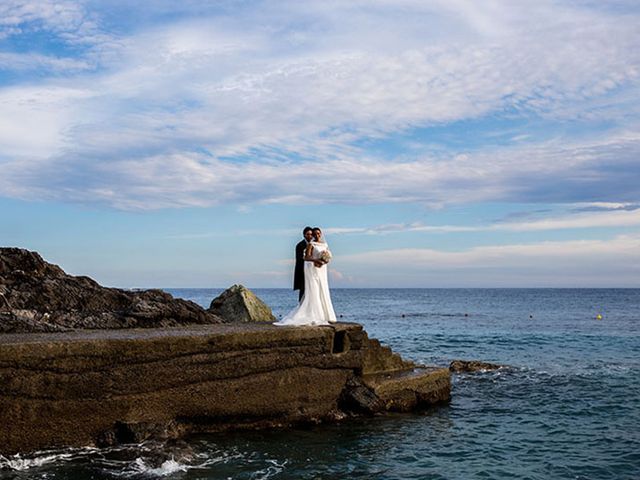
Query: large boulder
xmin=208 ymin=284 xmax=276 ymax=322
xmin=0 ymin=248 xmax=222 ymax=333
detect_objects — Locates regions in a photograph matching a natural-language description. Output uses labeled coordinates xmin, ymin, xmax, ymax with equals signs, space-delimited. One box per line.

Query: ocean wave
xmin=112 ymin=457 xmax=189 ymax=477
xmin=0 ymin=441 xmax=242 ymax=477
xmin=103 ymin=441 xmax=246 ymax=478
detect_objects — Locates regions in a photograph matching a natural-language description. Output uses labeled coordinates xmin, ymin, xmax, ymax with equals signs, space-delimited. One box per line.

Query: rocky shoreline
xmin=0 ymin=248 xmax=451 ymax=454
xmin=0 ymin=248 xmax=221 ymax=333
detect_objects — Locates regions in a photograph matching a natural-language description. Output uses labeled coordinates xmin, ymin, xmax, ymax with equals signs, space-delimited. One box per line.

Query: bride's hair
xmin=312 ymin=227 xmax=326 ymax=243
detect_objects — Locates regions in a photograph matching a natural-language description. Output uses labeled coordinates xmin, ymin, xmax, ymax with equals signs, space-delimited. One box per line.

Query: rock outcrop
xmin=208 ymin=284 xmax=276 ymax=322
xmin=449 ymin=359 xmax=504 ymax=373
xmin=0 ymin=248 xmax=221 ymax=333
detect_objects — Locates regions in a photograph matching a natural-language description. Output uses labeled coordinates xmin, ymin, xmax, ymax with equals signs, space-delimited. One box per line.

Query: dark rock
xmin=449 ymin=360 xmax=504 ymax=373
xmin=208 ymin=284 xmax=276 ymax=322
xmin=362 ymin=368 xmax=452 ymax=411
xmin=339 ymin=377 xmax=385 ymax=415
xmin=112 ymin=421 xmax=181 ymax=444
xmin=0 ymin=248 xmax=221 ymax=333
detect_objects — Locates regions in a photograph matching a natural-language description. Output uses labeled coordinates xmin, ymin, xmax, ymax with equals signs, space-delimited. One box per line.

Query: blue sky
xmin=1 ymin=0 xmax=639 ymax=287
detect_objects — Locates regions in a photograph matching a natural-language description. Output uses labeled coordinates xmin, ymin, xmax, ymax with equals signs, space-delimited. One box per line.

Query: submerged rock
xmin=0 ymin=248 xmax=221 ymax=333
xmin=449 ymin=360 xmax=504 ymax=373
xmin=208 ymin=284 xmax=276 ymax=322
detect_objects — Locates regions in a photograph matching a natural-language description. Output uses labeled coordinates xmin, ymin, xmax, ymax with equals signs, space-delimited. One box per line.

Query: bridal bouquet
xmin=320 ymin=250 xmax=332 ymax=263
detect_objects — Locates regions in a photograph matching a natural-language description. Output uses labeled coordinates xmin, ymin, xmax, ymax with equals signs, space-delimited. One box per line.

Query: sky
xmin=0 ymin=0 xmax=639 ymax=288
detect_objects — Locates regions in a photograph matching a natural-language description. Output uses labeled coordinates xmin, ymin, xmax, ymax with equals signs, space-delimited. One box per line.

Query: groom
xmin=294 ymin=226 xmax=314 ymax=301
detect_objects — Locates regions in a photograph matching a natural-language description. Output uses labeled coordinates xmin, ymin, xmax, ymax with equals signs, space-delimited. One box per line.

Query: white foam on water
xmin=250 ymin=459 xmax=288 ymax=480
xmin=0 ymin=453 xmax=67 ymax=471
xmin=129 ymin=457 xmax=189 ymax=477
xmin=0 ymin=447 xmax=98 ymax=471
xmin=107 ymin=447 xmax=242 ymax=478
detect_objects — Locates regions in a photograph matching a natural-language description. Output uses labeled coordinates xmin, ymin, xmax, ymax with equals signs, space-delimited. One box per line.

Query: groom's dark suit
xmin=294 ymin=239 xmax=307 ymax=301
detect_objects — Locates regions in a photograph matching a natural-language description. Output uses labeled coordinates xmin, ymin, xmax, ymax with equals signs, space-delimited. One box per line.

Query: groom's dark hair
xmin=303 ymin=226 xmax=313 ymax=234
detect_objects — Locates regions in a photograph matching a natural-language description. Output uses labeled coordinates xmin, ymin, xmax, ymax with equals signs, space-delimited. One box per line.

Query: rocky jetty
xmin=209 ymin=284 xmax=276 ymax=322
xmin=0 ymin=248 xmax=451 ymax=454
xmin=0 ymin=323 xmax=451 ymax=454
xmin=0 ymin=248 xmax=221 ymax=333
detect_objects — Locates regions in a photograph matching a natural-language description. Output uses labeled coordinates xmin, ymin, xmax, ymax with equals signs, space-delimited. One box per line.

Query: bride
xmin=275 ymin=227 xmax=337 ymax=326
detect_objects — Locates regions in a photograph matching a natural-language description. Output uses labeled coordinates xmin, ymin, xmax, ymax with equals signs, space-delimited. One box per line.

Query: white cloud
xmin=573 ymin=202 xmax=636 ymax=210
xmin=490 ymin=208 xmax=640 ymax=232
xmin=0 ymin=0 xmax=638 ymax=208
xmin=1 ymin=130 xmax=639 ymax=209
xmin=0 ymin=0 xmax=116 ymax=54
xmin=0 ymin=0 xmax=94 ymax=40
xmin=570 ymin=202 xmax=640 ymax=212
xmin=336 ymin=233 xmax=640 ymax=286
xmin=324 ymin=205 xmax=640 ymax=236
xmin=160 ymin=207 xmax=640 ymax=242
xmin=0 ymin=52 xmax=91 ymax=72
xmin=0 ymin=85 xmax=93 ymax=159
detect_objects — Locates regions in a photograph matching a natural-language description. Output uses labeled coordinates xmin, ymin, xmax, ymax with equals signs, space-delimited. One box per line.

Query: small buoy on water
xmin=464 ymin=313 xmax=469 ymax=317
xmin=596 ymin=314 xmax=603 ymax=320
xmin=529 ymin=314 xmax=533 ymax=319
xmin=339 ymin=314 xmax=343 ymax=318
xmin=401 ymin=314 xmax=406 ymax=318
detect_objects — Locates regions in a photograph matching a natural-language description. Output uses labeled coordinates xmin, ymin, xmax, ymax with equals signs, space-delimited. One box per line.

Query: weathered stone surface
xmin=208 ymin=284 xmax=276 ymax=322
xmin=361 ymin=338 xmax=414 ymax=374
xmin=449 ymin=359 xmax=504 ymax=373
xmin=0 ymin=323 xmax=451 ymax=454
xmin=362 ymin=368 xmax=452 ymax=412
xmin=0 ymin=248 xmax=221 ymax=332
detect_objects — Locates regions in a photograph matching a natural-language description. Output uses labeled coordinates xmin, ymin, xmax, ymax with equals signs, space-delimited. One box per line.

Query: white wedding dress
xmin=275 ymin=241 xmax=337 ymax=326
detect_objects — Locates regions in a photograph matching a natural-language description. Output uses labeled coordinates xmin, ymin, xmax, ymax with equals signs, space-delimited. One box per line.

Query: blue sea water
xmin=1 ymin=289 xmax=638 ymax=479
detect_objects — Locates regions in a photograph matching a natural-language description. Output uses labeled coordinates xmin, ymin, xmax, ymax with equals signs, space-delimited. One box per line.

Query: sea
xmin=1 ymin=288 xmax=638 ymax=480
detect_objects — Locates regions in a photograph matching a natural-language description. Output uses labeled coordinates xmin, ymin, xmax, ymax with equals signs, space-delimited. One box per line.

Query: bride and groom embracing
xmin=274 ymin=226 xmax=337 ymax=326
